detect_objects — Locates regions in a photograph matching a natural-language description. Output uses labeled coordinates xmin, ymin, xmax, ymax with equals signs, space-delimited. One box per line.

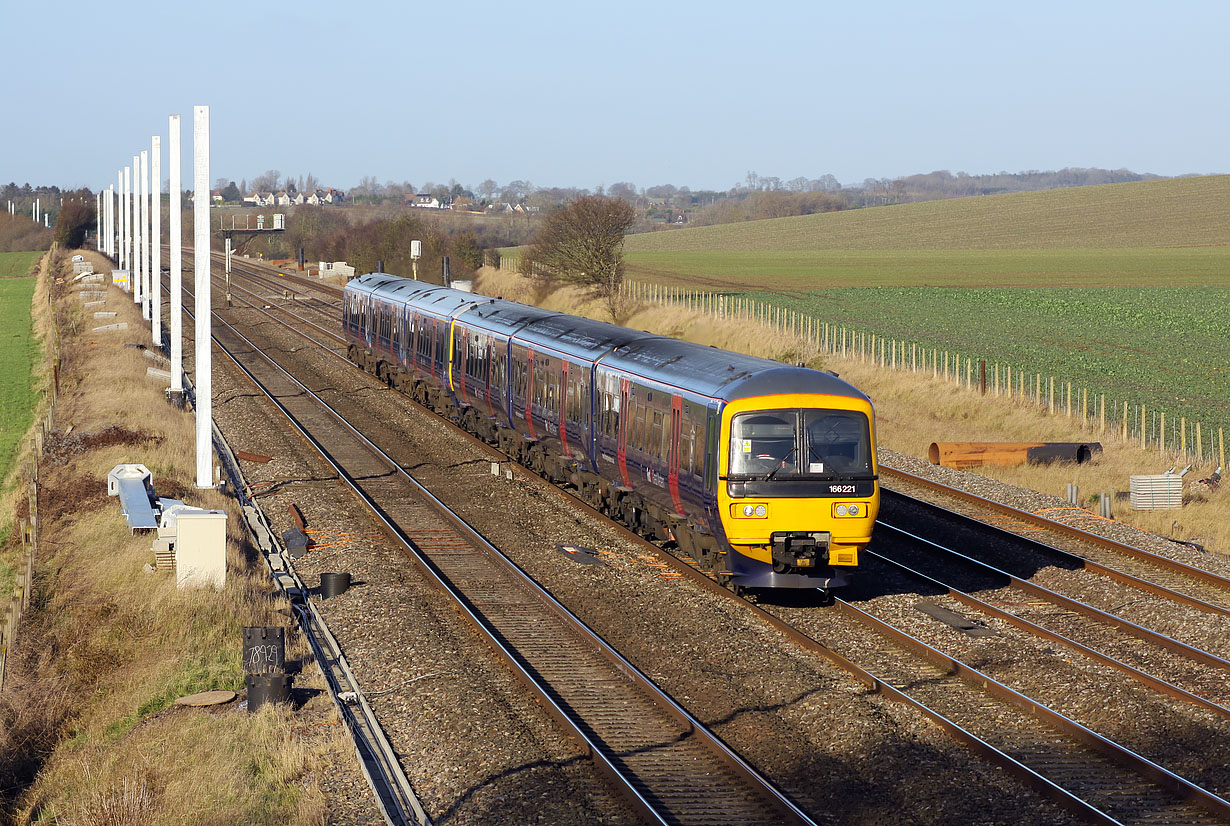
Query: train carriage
xmin=345 ymin=273 xmax=878 ymax=594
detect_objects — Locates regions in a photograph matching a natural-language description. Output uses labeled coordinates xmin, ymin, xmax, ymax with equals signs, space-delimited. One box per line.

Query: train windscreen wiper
xmin=763 ymin=446 xmax=798 ymax=481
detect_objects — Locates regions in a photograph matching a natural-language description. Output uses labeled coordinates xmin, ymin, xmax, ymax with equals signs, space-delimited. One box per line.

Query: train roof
xmin=346 ymin=276 xmax=868 ymax=404
xmin=463 ymin=298 xmax=560 ymax=337
xmin=601 ymin=337 xmax=867 ymax=403
xmin=516 ymin=313 xmax=658 ymax=362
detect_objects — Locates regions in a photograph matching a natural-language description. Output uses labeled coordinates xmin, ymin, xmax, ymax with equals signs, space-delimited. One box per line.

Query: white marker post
xmin=96 ymin=192 xmax=101 ymax=250
xmin=117 ymin=170 xmax=125 ymax=268
xmin=123 ymin=166 xmax=132 ymax=283
xmin=169 ymin=115 xmax=183 ymax=393
xmin=151 ymin=135 xmax=162 ymax=345
xmin=193 ymin=105 xmax=212 ymax=489
xmin=140 ymin=150 xmax=150 ymax=320
xmin=132 ymin=156 xmax=141 ymax=304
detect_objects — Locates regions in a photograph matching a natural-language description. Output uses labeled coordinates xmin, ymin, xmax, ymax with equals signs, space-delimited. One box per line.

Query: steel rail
xmin=179 ymin=363 xmax=428 ymax=826
xmin=208 ymin=269 xmax=345 ymax=344
xmin=185 ymin=284 xmax=816 ymax=826
xmin=881 ymin=467 xmax=1230 ymax=598
xmin=881 ymin=488 xmax=1230 ymax=619
xmin=181 ymin=270 xmax=1230 ymax=824
xmin=864 ymin=528 xmax=1230 ymax=721
xmin=832 ymin=596 xmax=1230 ymax=823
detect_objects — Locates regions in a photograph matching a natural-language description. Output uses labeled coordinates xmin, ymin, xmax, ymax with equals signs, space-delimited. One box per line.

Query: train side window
xmin=494 ymin=353 xmax=507 ymax=392
xmin=652 ymin=410 xmax=664 ymax=460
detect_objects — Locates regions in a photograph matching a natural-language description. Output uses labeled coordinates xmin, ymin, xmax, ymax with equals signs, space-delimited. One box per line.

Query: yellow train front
xmin=714 ymin=386 xmax=878 ymax=591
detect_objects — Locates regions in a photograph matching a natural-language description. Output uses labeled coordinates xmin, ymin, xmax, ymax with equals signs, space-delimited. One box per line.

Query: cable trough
xmin=186 ymin=289 xmax=815 ymax=825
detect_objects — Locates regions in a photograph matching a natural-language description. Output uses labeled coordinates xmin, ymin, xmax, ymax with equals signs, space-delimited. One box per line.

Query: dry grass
xmin=475 ymin=267 xmax=1229 ymax=556
xmin=1 ymin=250 xmax=341 ymax=825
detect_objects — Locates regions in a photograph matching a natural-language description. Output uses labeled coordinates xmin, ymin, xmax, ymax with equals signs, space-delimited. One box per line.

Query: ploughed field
xmin=622 ymin=176 xmax=1230 ymax=444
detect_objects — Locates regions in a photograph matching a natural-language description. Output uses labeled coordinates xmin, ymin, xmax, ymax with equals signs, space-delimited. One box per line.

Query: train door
xmin=668 ymin=395 xmax=684 ymax=516
xmin=616 ymin=378 xmax=631 ymax=487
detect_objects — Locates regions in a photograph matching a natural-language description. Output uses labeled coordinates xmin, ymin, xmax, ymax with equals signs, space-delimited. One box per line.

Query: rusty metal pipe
xmin=928 ymin=441 xmax=1102 ymax=469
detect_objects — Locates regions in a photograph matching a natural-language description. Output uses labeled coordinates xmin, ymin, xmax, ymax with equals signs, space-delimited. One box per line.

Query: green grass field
xmin=626 ymin=175 xmax=1230 ymax=252
xmin=618 ymin=176 xmax=1230 ymax=442
xmin=0 ymin=251 xmax=42 ymax=278
xmin=0 ymin=275 xmax=39 ymax=484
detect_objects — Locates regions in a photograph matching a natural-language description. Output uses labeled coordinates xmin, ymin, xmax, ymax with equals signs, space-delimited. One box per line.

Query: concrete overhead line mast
xmin=104 ymin=105 xmax=213 ymax=490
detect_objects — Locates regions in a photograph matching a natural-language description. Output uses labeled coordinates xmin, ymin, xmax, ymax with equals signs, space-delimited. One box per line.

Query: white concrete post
xmin=169 ymin=115 xmax=183 ymax=392
xmin=193 ymin=105 xmax=213 ymax=489
xmin=118 ymin=170 xmax=124 ymax=267
xmin=123 ymin=166 xmax=131 ymax=282
xmin=151 ymin=135 xmax=162 ymax=345
xmin=140 ymin=150 xmax=150 ymax=320
xmin=132 ymin=156 xmax=141 ymax=304
xmin=96 ymin=192 xmax=101 ymax=250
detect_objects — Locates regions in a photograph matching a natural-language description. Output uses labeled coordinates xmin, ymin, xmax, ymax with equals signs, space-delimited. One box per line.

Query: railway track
xmin=198 ymin=261 xmax=1230 ymax=824
xmin=180 ymin=271 xmax=814 ymax=826
xmin=882 ymin=469 xmax=1230 ymax=615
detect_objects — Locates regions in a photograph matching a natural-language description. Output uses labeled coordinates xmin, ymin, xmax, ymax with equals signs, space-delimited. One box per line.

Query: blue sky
xmin=3 ymin=1 xmax=1227 ymax=193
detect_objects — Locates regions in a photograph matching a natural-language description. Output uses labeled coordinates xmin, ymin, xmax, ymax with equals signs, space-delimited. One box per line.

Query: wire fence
xmin=1 ymin=250 xmax=61 ymax=689
xmin=618 ymin=280 xmax=1224 ymax=469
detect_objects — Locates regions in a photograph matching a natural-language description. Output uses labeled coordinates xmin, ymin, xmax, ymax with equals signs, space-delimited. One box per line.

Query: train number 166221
xmin=828 ymin=484 xmax=857 ymax=494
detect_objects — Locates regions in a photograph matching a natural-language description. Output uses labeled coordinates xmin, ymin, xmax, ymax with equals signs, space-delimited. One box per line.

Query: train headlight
xmin=732 ymin=503 xmax=769 ymax=518
xmin=743 ymin=504 xmax=755 ymax=517
xmin=754 ymin=505 xmax=767 ymax=517
xmin=833 ymin=502 xmax=865 ymax=518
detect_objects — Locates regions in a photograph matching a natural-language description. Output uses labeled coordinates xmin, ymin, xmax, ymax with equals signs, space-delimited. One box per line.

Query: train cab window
xmin=729 ymin=411 xmax=799 ymax=477
xmin=803 ymin=410 xmax=872 ymax=475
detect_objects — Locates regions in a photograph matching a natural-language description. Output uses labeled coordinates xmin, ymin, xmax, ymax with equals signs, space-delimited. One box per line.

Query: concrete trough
xmin=93 ymin=311 xmax=118 ymax=319
xmin=93 ymin=322 xmax=129 ymax=332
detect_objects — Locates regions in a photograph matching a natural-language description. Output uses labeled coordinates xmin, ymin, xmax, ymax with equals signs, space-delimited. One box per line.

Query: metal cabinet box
xmin=176 ymin=510 xmax=227 ymax=589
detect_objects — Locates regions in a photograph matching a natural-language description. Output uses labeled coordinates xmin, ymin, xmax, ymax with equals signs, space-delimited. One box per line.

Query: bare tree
xmin=522 ymin=195 xmax=637 ymax=321
xmin=250 ymin=169 xmax=281 ymax=193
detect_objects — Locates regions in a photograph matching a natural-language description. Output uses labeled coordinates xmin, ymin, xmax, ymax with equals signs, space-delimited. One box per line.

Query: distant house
xmin=411 ymin=194 xmax=442 ymax=209
xmin=243 ymin=192 xmax=274 ymax=207
xmin=209 ymin=190 xmax=225 ymax=204
xmin=290 ymin=192 xmax=306 ymax=206
xmin=274 ymin=191 xmax=293 ymax=206
xmin=306 ymin=189 xmax=326 ymax=206
xmin=322 ymin=187 xmax=345 ymax=203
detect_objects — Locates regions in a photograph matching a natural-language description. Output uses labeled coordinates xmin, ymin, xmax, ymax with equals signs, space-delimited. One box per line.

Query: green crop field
xmin=736 ymin=286 xmax=1229 ymax=438
xmin=618 ymin=177 xmax=1230 ymax=443
xmin=0 ymin=275 xmax=39 ymax=484
xmin=0 ymin=251 xmax=42 ymax=278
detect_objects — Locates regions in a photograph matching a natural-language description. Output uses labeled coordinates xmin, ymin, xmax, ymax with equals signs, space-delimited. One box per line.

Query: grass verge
xmin=0 ymin=249 xmax=346 ymax=825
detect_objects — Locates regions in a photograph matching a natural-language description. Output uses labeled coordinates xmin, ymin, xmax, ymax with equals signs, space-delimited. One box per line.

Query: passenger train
xmin=343 ymin=273 xmax=879 ymax=594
